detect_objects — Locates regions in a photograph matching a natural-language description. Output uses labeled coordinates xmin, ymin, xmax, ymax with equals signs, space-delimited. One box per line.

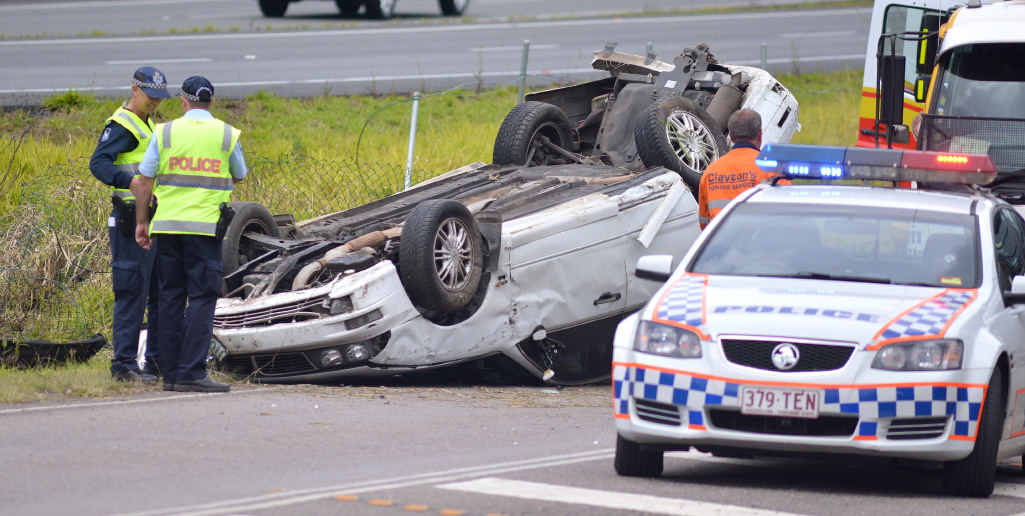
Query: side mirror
xmin=879 ymin=54 xmax=906 ymax=126
xmin=1003 ymin=275 xmax=1025 ymax=306
xmin=635 ymin=255 xmax=673 ymax=282
xmin=913 ymin=75 xmax=929 ymax=103
xmin=890 ymin=124 xmax=910 ymax=145
xmin=916 ymin=14 xmax=941 ymax=75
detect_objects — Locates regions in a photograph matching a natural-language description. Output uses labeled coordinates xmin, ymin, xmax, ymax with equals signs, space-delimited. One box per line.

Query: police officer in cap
xmin=133 ymin=76 xmax=247 ymax=393
xmin=89 ymin=66 xmax=170 ymax=382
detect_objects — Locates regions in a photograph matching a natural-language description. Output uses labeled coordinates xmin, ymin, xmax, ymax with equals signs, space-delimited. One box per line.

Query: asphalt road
xmin=5 ymin=384 xmax=1025 ymax=516
xmin=0 ymin=1 xmax=871 ymax=105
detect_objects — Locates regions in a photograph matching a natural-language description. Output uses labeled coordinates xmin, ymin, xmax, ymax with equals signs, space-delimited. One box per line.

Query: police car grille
xmin=708 ymin=409 xmax=857 ymax=436
xmin=214 ymin=294 xmax=330 ymax=329
xmin=634 ymin=398 xmax=682 ymax=426
xmin=720 ymin=339 xmax=854 ymax=372
xmin=886 ymin=417 xmax=948 ymax=440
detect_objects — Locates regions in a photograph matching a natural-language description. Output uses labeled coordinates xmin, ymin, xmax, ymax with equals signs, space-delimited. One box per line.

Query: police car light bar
xmin=756 ymin=144 xmax=996 ymax=184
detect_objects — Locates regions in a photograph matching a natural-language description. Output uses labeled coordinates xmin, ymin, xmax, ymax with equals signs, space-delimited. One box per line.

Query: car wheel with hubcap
xmin=399 ymin=199 xmax=483 ymax=313
xmin=943 ymin=365 xmax=1004 ymax=497
xmin=492 ymin=101 xmax=574 ymax=167
xmin=634 ymin=95 xmax=727 ymax=190
xmin=614 ymin=434 xmax=664 ymax=477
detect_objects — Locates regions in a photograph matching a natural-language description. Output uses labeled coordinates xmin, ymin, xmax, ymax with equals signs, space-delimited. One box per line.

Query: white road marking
xmin=0 ymin=388 xmax=268 ymax=416
xmin=780 ymin=30 xmax=857 ymax=39
xmin=0 ymin=8 xmax=870 ymax=46
xmin=470 ymin=44 xmax=558 ymax=52
xmin=106 ymin=58 xmax=213 ymax=65
xmin=438 ymin=477 xmax=806 ymax=516
xmin=113 ymin=449 xmax=615 ymax=516
xmin=0 ymin=53 xmax=864 ymax=96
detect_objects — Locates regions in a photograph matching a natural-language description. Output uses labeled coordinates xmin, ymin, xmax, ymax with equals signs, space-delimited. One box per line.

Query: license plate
xmin=739 ymin=386 xmax=820 ymax=419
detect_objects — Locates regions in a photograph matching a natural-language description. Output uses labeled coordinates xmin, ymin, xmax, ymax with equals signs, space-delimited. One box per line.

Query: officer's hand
xmin=136 ymin=223 xmax=151 ymax=250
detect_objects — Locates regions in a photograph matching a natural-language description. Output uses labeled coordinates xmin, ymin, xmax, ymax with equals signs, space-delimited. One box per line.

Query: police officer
xmin=132 ymin=76 xmax=247 ymax=393
xmin=697 ymin=109 xmax=782 ymax=229
xmin=89 ymin=66 xmax=170 ymax=382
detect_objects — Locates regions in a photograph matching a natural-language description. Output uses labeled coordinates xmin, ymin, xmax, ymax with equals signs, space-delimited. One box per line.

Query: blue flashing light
xmin=820 ymin=165 xmax=844 ymax=178
xmin=787 ymin=164 xmax=812 ymax=176
xmin=759 ymin=144 xmax=847 ymax=165
xmin=755 ymin=158 xmax=778 ymax=170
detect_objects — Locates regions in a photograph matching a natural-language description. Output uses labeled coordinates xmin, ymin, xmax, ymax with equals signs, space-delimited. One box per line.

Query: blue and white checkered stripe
xmin=654 ymin=274 xmax=707 ymax=328
xmin=877 ymin=289 xmax=976 ymax=341
xmin=613 ymin=363 xmax=985 ymax=439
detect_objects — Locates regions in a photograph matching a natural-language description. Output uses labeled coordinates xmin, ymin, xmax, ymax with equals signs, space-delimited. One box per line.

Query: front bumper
xmin=612 ymin=359 xmax=988 ymax=461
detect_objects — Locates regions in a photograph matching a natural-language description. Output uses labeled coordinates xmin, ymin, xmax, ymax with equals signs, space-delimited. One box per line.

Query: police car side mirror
xmin=1003 ymin=275 xmax=1025 ymax=306
xmin=635 ymin=255 xmax=673 ymax=282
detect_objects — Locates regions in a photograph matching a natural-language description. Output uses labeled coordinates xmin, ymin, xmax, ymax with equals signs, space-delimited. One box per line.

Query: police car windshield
xmin=690 ymin=203 xmax=979 ymax=288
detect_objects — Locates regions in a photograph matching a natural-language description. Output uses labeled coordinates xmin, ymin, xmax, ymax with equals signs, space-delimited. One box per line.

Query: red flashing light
xmin=900 ymin=150 xmax=995 ymax=173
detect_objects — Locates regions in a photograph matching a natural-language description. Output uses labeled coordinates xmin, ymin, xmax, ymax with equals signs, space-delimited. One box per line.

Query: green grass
xmin=0 ymin=68 xmax=863 ymax=403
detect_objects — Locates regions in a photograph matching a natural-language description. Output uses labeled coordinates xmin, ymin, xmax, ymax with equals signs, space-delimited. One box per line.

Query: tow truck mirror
xmin=916 ymin=14 xmax=941 ymax=75
xmin=879 ymin=54 xmax=906 ymax=126
xmin=1004 ymin=276 xmax=1025 ymax=306
xmin=635 ymin=255 xmax=673 ymax=282
xmin=913 ymin=75 xmax=929 ymax=103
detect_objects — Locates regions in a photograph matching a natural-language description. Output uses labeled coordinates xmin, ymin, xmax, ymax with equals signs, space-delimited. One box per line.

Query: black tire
xmin=439 ymin=0 xmax=469 ymax=15
xmin=493 ymin=101 xmax=574 ymax=167
xmin=336 ymin=0 xmax=361 ymax=16
xmin=943 ymin=366 xmax=1004 ymax=497
xmin=399 ymin=199 xmax=483 ymax=313
xmin=634 ymin=95 xmax=728 ymax=190
xmin=614 ymin=434 xmax=664 ymax=477
xmin=365 ymin=0 xmax=395 ymax=19
xmin=258 ymin=0 xmax=289 ymax=17
xmin=222 ymin=202 xmax=281 ymax=276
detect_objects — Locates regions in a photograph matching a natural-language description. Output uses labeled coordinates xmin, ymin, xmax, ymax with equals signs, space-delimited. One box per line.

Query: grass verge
xmin=0 ymin=68 xmax=863 ymax=403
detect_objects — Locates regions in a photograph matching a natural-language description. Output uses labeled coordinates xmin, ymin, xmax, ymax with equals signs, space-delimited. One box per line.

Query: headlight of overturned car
xmin=634 ymin=320 xmax=702 ymax=358
xmin=871 ymin=339 xmax=963 ymax=371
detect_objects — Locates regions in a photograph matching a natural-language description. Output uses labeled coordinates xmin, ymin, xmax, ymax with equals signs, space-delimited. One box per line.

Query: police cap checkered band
xmin=178 ymin=75 xmax=214 ymax=102
xmin=131 ymin=66 xmax=171 ymax=99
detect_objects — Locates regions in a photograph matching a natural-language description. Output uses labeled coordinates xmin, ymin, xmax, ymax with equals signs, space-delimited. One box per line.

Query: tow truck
xmin=859 ymin=0 xmax=1025 ymax=192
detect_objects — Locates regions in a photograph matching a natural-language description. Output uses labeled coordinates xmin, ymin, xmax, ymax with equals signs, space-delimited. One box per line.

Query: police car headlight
xmin=871 ymin=339 xmax=963 ymax=371
xmin=634 ymin=321 xmax=702 ymax=358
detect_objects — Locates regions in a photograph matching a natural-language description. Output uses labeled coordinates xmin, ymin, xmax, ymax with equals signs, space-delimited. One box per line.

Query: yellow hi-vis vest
xmin=107 ymin=106 xmax=157 ymax=201
xmin=150 ymin=117 xmax=240 ymax=237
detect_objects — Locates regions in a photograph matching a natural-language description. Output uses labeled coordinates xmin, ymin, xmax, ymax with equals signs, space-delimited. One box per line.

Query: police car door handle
xmin=594 ymin=292 xmax=622 ymax=305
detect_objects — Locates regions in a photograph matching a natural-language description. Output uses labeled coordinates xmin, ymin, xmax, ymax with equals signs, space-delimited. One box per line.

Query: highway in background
xmin=0 ymin=1 xmax=870 ymax=105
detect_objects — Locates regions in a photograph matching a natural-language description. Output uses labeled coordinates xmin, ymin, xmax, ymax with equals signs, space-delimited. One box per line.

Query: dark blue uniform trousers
xmin=154 ymin=234 xmax=222 ymax=384
xmin=109 ymin=205 xmax=160 ymax=374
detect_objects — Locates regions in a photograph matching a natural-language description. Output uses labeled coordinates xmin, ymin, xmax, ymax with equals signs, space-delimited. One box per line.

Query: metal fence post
xmin=517 ymin=39 xmax=530 ymax=104
xmin=760 ymin=42 xmax=768 ymax=70
xmin=403 ymin=91 xmax=421 ymax=191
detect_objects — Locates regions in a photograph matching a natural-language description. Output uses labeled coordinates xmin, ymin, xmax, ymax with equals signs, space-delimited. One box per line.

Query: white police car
xmin=612 ymin=144 xmax=1025 ymax=497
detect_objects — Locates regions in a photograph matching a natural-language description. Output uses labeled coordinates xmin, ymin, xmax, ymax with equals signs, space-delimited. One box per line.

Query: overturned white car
xmin=210 ymin=45 xmax=799 ymax=384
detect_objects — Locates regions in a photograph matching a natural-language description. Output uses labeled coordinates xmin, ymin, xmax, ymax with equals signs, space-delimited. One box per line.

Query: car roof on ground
xmin=745 ymin=184 xmax=981 ymax=215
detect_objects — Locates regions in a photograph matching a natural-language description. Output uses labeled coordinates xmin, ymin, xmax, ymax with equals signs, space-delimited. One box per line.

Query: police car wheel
xmin=222 ymin=202 xmax=281 ymax=276
xmin=614 ymin=434 xmax=664 ymax=477
xmin=943 ymin=365 xmax=1004 ymax=497
xmin=399 ymin=199 xmax=483 ymax=314
xmin=633 ymin=95 xmax=727 ymax=190
xmin=492 ymin=101 xmax=574 ymax=167
xmin=440 ymin=0 xmax=469 ymax=15
xmin=258 ymin=0 xmax=289 ymax=17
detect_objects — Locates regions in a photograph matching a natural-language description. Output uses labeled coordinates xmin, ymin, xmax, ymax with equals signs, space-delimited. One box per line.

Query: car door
xmin=990 ymin=207 xmax=1025 ymax=438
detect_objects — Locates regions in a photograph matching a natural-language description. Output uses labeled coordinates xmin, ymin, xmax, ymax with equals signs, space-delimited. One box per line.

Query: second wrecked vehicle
xmin=210 ymin=44 xmax=800 ymax=384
